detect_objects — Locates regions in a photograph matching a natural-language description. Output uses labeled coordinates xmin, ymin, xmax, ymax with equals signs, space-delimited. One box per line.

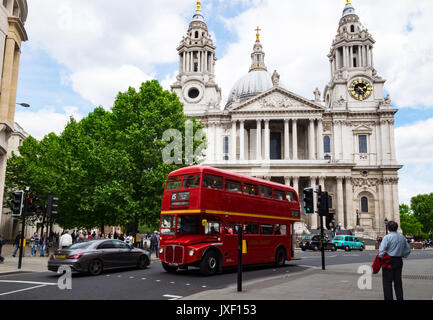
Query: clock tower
xmin=324 ymin=0 xmax=389 ymax=113
xmin=171 ymin=1 xmax=222 ymax=117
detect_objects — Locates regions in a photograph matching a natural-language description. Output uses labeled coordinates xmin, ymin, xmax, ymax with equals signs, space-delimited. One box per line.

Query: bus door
xmin=222 ymin=222 xmax=242 ymax=267
xmin=243 ymin=222 xmax=261 ymax=265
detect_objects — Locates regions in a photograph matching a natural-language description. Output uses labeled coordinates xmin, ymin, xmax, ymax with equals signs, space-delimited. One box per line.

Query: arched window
xmin=195 ymin=31 xmax=199 ymax=39
xmin=361 ymin=197 xmax=368 ymax=213
xmin=350 ymin=25 xmax=355 ymax=33
xmin=324 ymin=136 xmax=331 ymax=154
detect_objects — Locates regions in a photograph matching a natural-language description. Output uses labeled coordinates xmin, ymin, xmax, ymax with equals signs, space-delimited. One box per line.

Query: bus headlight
xmin=159 ymin=248 xmax=164 ymax=254
xmin=189 ymin=249 xmax=195 ymax=257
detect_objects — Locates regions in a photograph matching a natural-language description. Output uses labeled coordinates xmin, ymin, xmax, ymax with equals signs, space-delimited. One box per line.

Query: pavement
xmin=1 ymin=244 xmax=432 ymax=300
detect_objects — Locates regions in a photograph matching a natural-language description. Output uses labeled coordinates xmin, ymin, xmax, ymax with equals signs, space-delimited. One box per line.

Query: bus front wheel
xmin=200 ymin=251 xmax=219 ymax=276
xmin=275 ymin=247 xmax=286 ymax=267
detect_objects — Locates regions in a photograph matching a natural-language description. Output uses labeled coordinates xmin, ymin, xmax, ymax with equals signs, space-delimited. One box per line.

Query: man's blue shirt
xmin=379 ymin=232 xmax=411 ymax=258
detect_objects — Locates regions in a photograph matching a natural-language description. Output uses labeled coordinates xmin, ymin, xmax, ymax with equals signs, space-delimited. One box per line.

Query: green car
xmin=331 ymin=235 xmax=364 ymax=251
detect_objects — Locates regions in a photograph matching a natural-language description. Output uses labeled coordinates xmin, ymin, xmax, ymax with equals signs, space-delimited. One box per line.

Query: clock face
xmin=350 ymin=79 xmax=373 ymax=101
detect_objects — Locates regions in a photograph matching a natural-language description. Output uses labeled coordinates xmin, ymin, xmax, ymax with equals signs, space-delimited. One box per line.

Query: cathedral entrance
xmin=270 ymin=132 xmax=282 ymax=160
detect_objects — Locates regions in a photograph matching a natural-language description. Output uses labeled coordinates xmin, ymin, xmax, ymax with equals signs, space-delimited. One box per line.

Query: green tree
xmin=410 ymin=193 xmax=433 ymax=238
xmin=399 ymin=204 xmax=423 ymax=237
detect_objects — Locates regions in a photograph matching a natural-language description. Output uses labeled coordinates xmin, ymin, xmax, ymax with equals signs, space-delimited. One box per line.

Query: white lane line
xmin=163 ymin=294 xmax=183 ymax=300
xmin=0 ymin=280 xmax=57 ymax=286
xmin=0 ymin=284 xmax=48 ymax=297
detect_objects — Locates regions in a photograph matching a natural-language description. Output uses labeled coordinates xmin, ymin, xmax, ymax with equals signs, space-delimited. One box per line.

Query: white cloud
xmin=15 ymin=107 xmax=83 ymax=141
xmin=396 ymin=118 xmax=433 ymax=203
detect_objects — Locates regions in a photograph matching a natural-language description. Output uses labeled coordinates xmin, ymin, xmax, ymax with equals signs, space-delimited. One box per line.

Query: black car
xmin=48 ymin=239 xmax=151 ymax=275
xmin=300 ymin=235 xmax=336 ymax=252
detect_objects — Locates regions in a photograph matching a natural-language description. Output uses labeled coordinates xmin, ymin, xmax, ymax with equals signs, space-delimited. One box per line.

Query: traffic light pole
xmin=317 ymin=185 xmax=326 ymax=271
xmin=18 ymin=192 xmax=28 ymax=270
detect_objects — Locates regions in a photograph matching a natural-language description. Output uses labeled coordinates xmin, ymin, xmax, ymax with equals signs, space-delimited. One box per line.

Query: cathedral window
xmin=350 ymin=25 xmax=355 ymax=33
xmin=324 ymin=136 xmax=331 ymax=154
xmin=361 ymin=197 xmax=368 ymax=213
xmin=223 ymin=136 xmax=229 ymax=154
xmin=188 ymin=88 xmax=200 ymax=99
xmin=359 ymin=135 xmax=367 ymax=154
xmin=195 ymin=31 xmax=199 ymax=38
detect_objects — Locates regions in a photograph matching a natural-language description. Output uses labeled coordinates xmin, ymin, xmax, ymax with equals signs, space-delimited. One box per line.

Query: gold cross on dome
xmin=196 ymin=0 xmax=201 ymax=11
xmin=346 ymin=0 xmax=351 ymax=4
xmin=255 ymin=26 xmax=261 ymax=42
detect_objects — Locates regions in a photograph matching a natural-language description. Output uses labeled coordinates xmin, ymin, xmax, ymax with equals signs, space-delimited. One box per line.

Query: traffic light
xmin=318 ymin=191 xmax=329 ymax=217
xmin=47 ymin=195 xmax=59 ymax=216
xmin=303 ymin=188 xmax=314 ymax=214
xmin=27 ymin=195 xmax=38 ymax=214
xmin=11 ymin=191 xmax=24 ymax=217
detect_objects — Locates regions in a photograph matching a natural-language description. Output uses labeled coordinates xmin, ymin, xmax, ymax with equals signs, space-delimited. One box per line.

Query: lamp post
xmin=384 ymin=218 xmax=389 ymax=235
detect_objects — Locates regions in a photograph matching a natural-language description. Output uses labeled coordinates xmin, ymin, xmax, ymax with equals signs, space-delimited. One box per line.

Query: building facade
xmin=172 ymin=1 xmax=402 ymax=238
xmin=0 ymin=0 xmax=28 ymax=238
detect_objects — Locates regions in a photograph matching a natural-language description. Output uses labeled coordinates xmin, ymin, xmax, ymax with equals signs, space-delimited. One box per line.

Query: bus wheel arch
xmin=275 ymin=245 xmax=287 ymax=267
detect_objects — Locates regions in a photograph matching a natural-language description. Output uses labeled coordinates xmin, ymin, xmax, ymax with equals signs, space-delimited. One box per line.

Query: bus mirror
xmin=202 ymin=219 xmax=208 ymax=227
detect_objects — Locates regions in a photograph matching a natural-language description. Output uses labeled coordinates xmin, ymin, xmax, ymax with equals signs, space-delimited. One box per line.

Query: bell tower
xmin=324 ymin=0 xmax=388 ymax=112
xmin=171 ymin=1 xmax=222 ymax=117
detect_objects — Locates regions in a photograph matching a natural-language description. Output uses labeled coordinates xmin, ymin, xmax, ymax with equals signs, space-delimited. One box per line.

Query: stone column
xmin=256 ymin=120 xmax=262 ymax=160
xmin=391 ymin=178 xmax=400 ymax=224
xmin=284 ymin=176 xmax=291 ymax=187
xmin=292 ymin=176 xmax=300 ymax=197
xmin=317 ymin=119 xmax=324 ymax=160
xmin=292 ymin=119 xmax=298 ymax=160
xmin=0 ymin=38 xmax=16 ymax=120
xmin=389 ymin=120 xmax=396 ymax=164
xmin=345 ymin=177 xmax=353 ymax=229
xmin=264 ymin=120 xmax=270 ymax=160
xmin=336 ymin=177 xmax=344 ymax=228
xmin=239 ymin=120 xmax=245 ymax=161
xmin=231 ymin=120 xmax=237 ymax=162
xmin=308 ymin=119 xmax=316 ymax=160
xmin=284 ymin=119 xmax=290 ymax=160
xmin=383 ymin=179 xmax=393 ymax=222
xmin=381 ymin=120 xmax=390 ymax=165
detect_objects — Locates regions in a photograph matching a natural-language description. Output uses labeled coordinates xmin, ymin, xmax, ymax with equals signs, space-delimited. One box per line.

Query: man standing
xmin=149 ymin=231 xmax=159 ymax=258
xmin=12 ymin=231 xmax=23 ymax=257
xmin=379 ymin=221 xmax=411 ymax=300
xmin=40 ymin=232 xmax=48 ymax=257
xmin=59 ymin=230 xmax=72 ymax=249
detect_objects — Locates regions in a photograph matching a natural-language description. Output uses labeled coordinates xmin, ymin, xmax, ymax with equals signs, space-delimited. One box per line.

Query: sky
xmin=14 ymin=0 xmax=433 ymax=205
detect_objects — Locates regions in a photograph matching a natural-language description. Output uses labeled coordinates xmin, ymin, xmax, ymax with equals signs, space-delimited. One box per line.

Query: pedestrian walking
xmin=30 ymin=232 xmax=40 ymax=256
xmin=59 ymin=230 xmax=73 ymax=249
xmin=149 ymin=231 xmax=159 ymax=258
xmin=12 ymin=231 xmax=23 ymax=257
xmin=39 ymin=232 xmax=48 ymax=257
xmin=0 ymin=233 xmax=5 ymax=263
xmin=378 ymin=221 xmax=411 ymax=301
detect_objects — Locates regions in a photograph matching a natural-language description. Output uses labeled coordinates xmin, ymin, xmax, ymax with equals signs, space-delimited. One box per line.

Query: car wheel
xmin=331 ymin=245 xmax=336 ymax=252
xmin=345 ymin=246 xmax=351 ymax=252
xmin=162 ymin=262 xmax=177 ymax=273
xmin=200 ymin=251 xmax=219 ymax=276
xmin=137 ymin=255 xmax=150 ymax=269
xmin=301 ymin=248 xmax=307 ymax=252
xmin=275 ymin=247 xmax=286 ymax=267
xmin=313 ymin=245 xmax=319 ymax=252
xmin=88 ymin=259 xmax=103 ymax=276
xmin=360 ymin=246 xmax=364 ymax=252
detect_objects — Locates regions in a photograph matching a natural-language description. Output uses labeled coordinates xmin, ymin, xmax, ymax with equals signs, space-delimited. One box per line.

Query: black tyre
xmin=137 ymin=255 xmax=150 ymax=269
xmin=330 ymin=245 xmax=336 ymax=252
xmin=275 ymin=247 xmax=286 ymax=267
xmin=313 ymin=245 xmax=319 ymax=252
xmin=162 ymin=262 xmax=177 ymax=273
xmin=200 ymin=251 xmax=219 ymax=276
xmin=345 ymin=246 xmax=351 ymax=252
xmin=88 ymin=259 xmax=103 ymax=276
xmin=360 ymin=246 xmax=364 ymax=252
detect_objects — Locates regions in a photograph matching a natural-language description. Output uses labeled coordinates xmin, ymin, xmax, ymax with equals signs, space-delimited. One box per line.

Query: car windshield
xmin=68 ymin=242 xmax=93 ymax=250
xmin=333 ymin=236 xmax=344 ymax=240
xmin=302 ymin=235 xmax=313 ymax=240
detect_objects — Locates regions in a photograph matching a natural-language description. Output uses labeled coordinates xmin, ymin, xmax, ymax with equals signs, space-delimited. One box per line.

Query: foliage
xmin=5 ymin=80 xmax=205 ymax=232
xmin=410 ymin=193 xmax=433 ymax=238
xmin=399 ymin=204 xmax=423 ymax=237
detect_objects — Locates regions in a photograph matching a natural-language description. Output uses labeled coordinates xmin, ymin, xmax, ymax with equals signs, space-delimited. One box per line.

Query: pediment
xmin=230 ymin=86 xmax=324 ymax=113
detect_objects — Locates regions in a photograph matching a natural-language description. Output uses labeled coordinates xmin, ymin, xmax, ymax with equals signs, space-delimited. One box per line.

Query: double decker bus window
xmin=183 ymin=175 xmax=200 ymax=189
xmin=244 ymin=183 xmax=258 ymax=196
xmin=259 ymin=185 xmax=273 ymax=198
xmin=166 ymin=177 xmax=182 ymax=190
xmin=225 ymin=180 xmax=242 ymax=193
xmin=274 ymin=190 xmax=285 ymax=201
xmin=161 ymin=215 xmax=175 ymax=235
xmin=286 ymin=191 xmax=297 ymax=202
xmin=244 ymin=223 xmax=259 ymax=235
xmin=204 ymin=221 xmax=221 ymax=235
xmin=225 ymin=222 xmax=242 ymax=235
xmin=260 ymin=224 xmax=274 ymax=235
xmin=275 ymin=224 xmax=287 ymax=235
xmin=203 ymin=175 xmax=223 ymax=190
xmin=177 ymin=215 xmax=198 ymax=235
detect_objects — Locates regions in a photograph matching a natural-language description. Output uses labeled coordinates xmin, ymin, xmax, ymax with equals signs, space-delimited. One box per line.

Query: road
xmin=1 ymin=249 xmax=432 ymax=300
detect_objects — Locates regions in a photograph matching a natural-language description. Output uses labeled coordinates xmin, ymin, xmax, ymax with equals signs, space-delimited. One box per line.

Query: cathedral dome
xmin=227 ymin=70 xmax=273 ymax=104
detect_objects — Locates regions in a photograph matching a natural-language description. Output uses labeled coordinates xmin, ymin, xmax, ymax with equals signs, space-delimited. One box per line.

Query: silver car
xmin=48 ymin=239 xmax=150 ymax=276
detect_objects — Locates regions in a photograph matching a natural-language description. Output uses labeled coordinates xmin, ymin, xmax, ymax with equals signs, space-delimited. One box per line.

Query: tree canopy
xmin=5 ymin=80 xmax=205 ymax=232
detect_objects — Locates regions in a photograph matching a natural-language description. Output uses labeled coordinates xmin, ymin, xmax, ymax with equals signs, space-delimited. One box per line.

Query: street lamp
xmin=16 ymin=103 xmax=30 ymax=108
xmin=384 ymin=218 xmax=389 ymax=235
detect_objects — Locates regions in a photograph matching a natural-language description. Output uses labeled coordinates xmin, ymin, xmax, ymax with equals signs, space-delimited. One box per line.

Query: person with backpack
xmin=149 ymin=231 xmax=159 ymax=258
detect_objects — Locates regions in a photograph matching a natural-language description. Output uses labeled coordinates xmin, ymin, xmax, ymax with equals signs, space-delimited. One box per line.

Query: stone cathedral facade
xmin=171 ymin=1 xmax=402 ymax=238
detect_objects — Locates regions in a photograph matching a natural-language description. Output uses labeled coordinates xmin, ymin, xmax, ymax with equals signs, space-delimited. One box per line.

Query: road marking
xmin=0 ymin=284 xmax=48 ymax=296
xmin=0 ymin=280 xmax=57 ymax=286
xmin=163 ymin=294 xmax=183 ymax=300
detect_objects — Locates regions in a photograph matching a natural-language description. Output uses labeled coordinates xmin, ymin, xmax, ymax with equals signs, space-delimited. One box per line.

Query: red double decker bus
xmin=158 ymin=166 xmax=301 ymax=275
